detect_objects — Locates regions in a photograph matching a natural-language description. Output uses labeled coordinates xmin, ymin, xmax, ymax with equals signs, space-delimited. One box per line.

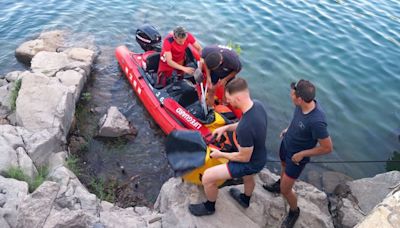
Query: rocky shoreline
xmin=0 ymin=31 xmax=399 ymax=227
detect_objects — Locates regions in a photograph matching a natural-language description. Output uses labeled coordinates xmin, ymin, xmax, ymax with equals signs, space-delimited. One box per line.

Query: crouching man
xmin=188 ymin=77 xmax=268 ymax=216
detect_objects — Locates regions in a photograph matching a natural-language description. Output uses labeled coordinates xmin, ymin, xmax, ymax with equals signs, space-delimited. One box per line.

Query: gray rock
xmin=16 ymin=147 xmax=38 ymax=179
xmin=6 ymin=112 xmax=16 ymax=125
xmin=22 ymin=127 xmax=65 ymax=166
xmin=0 ymin=142 xmax=19 ymax=174
xmin=31 ymin=48 xmax=94 ymax=78
xmin=31 ymin=51 xmax=70 ymax=77
xmin=5 ymin=71 xmax=24 ymax=83
xmin=347 ymin=171 xmax=400 ymax=214
xmin=15 ymin=30 xmax=66 ymax=65
xmin=99 ymin=201 xmax=148 ymax=228
xmin=16 ymin=181 xmax=60 ymax=228
xmin=16 ymin=73 xmax=75 ymax=139
xmin=339 ymin=198 xmax=365 ymax=228
xmin=47 ymin=151 xmax=67 ymax=172
xmin=43 ymin=208 xmax=97 ymax=228
xmin=0 ymin=176 xmax=29 ymax=226
xmin=322 ymin=171 xmax=353 ymax=194
xmin=98 ymin=106 xmax=138 ymax=138
xmin=0 ymin=83 xmax=13 ymax=118
xmin=0 ymin=79 xmax=7 ymax=87
xmin=155 ymin=169 xmax=334 ymax=228
xmin=55 ymin=70 xmax=86 ymax=103
xmin=355 ymin=185 xmax=400 ymax=228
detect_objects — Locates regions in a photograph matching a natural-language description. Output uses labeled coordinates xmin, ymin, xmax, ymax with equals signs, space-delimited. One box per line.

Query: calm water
xmin=1 ymin=0 xmax=399 ymax=198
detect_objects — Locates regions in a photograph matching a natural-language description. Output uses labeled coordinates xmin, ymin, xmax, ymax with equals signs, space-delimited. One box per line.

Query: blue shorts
xmin=227 ymin=162 xmax=263 ymax=178
xmin=279 ymin=142 xmax=308 ymax=179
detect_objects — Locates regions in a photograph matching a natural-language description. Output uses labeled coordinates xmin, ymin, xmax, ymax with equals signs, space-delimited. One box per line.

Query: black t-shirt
xmin=283 ymin=100 xmax=329 ymax=161
xmin=235 ymin=100 xmax=268 ymax=169
xmin=201 ymin=45 xmax=242 ymax=84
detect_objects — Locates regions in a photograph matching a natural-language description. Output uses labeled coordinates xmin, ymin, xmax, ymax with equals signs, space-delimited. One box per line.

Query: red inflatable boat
xmin=115 ymin=25 xmax=241 ymax=142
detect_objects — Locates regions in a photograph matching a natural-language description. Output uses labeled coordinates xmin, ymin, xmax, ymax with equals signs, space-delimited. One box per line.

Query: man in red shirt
xmin=156 ymin=26 xmax=202 ymax=88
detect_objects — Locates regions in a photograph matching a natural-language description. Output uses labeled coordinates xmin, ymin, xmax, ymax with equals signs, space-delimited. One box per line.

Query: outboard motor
xmin=136 ymin=24 xmax=162 ymax=52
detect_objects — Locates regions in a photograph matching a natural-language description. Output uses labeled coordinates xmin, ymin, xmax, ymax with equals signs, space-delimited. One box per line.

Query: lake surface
xmin=1 ymin=0 xmax=399 ymax=201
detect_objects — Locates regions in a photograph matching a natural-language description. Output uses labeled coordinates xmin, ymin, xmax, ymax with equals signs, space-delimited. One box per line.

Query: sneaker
xmin=188 ymin=203 xmax=215 ymax=216
xmin=263 ymin=179 xmax=281 ymax=193
xmin=281 ymin=207 xmax=300 ymax=228
xmin=229 ymin=188 xmax=250 ymax=208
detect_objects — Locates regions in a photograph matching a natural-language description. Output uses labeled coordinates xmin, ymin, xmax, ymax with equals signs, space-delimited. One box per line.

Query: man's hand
xmin=211 ymin=126 xmax=226 ymax=142
xmin=291 ymin=152 xmax=304 ymax=165
xmin=210 ymin=148 xmax=223 ymax=158
xmin=182 ymin=66 xmax=195 ymax=75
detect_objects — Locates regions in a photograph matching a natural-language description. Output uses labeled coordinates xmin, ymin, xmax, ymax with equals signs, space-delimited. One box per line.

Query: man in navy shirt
xmin=201 ymin=45 xmax=242 ymax=106
xmin=189 ymin=77 xmax=268 ymax=216
xmin=263 ymin=79 xmax=333 ymax=228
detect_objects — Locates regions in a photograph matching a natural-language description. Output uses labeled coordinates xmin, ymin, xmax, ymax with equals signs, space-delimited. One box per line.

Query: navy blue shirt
xmin=235 ymin=100 xmax=268 ymax=169
xmin=201 ymin=45 xmax=242 ymax=84
xmin=283 ymin=101 xmax=329 ymax=161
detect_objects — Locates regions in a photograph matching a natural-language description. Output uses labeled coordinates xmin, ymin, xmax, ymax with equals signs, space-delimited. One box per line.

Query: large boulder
xmin=22 ymin=127 xmax=64 ymax=166
xmin=355 ymin=185 xmax=400 ymax=228
xmin=98 ymin=106 xmax=138 ymax=138
xmin=16 ymin=72 xmax=75 ymax=138
xmin=0 ymin=83 xmax=13 ymax=118
xmin=332 ymin=171 xmax=400 ymax=227
xmin=0 ymin=125 xmax=32 ymax=174
xmin=31 ymin=48 xmax=94 ymax=78
xmin=155 ymin=169 xmax=334 ymax=228
xmin=56 ymin=70 xmax=86 ymax=103
xmin=16 ymin=147 xmax=38 ymax=179
xmin=16 ymin=181 xmax=60 ymax=228
xmin=348 ymin=171 xmax=400 ymax=213
xmin=99 ymin=201 xmax=156 ymax=228
xmin=0 ymin=176 xmax=29 ymax=227
xmin=15 ymin=30 xmax=66 ymax=65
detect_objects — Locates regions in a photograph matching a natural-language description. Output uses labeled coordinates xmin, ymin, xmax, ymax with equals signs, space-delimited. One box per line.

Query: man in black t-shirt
xmin=263 ymin=79 xmax=333 ymax=228
xmin=189 ymin=78 xmax=268 ymax=217
xmin=201 ymin=45 xmax=242 ymax=106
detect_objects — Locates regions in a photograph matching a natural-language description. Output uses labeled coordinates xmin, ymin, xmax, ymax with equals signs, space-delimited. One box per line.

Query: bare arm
xmin=211 ymin=122 xmax=239 ymax=141
xmin=291 ymin=137 xmax=333 ymax=164
xmin=210 ymin=146 xmax=253 ymax=163
xmin=193 ymin=41 xmax=202 ymax=52
xmin=165 ymin=51 xmax=194 ymax=74
xmin=219 ymin=71 xmax=237 ymax=86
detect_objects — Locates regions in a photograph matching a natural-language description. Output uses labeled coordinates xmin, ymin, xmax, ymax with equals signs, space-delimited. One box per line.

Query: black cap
xmin=205 ymin=51 xmax=222 ymax=69
xmin=290 ymin=79 xmax=315 ymax=103
xmin=173 ymin=26 xmax=187 ymax=39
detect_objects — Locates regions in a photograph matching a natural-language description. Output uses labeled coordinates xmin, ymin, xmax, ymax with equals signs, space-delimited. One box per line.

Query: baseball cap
xmin=290 ymin=79 xmax=315 ymax=103
xmin=205 ymin=51 xmax=222 ymax=69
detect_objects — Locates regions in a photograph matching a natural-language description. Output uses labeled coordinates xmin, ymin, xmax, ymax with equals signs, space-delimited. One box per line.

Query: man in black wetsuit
xmin=188 ymin=77 xmax=268 ymax=216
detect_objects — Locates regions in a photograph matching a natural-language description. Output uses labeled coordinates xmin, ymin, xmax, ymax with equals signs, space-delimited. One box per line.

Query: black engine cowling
xmin=136 ymin=24 xmax=162 ymax=52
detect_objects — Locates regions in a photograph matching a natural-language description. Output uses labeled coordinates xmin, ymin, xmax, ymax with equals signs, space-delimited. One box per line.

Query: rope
xmin=266 ymin=160 xmax=400 ymax=164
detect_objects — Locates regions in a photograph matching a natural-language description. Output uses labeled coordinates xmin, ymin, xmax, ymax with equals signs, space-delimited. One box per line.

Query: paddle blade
xmin=166 ymin=130 xmax=207 ymax=176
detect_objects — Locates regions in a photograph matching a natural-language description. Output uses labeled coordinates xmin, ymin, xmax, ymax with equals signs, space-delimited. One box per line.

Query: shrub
xmin=10 ymin=79 xmax=22 ymax=111
xmin=2 ymin=166 xmax=48 ymax=193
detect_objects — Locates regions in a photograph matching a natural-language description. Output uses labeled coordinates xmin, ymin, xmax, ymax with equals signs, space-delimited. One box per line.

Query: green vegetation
xmin=2 ymin=165 xmax=48 ymax=193
xmin=227 ymin=40 xmax=242 ymax=55
xmin=66 ymin=154 xmax=82 ymax=176
xmin=386 ymin=151 xmax=400 ymax=172
xmin=81 ymin=92 xmax=91 ymax=102
xmin=89 ymin=177 xmax=117 ymax=202
xmin=3 ymin=166 xmax=29 ymax=182
xmin=30 ymin=166 xmax=48 ymax=193
xmin=10 ymin=79 xmax=22 ymax=111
